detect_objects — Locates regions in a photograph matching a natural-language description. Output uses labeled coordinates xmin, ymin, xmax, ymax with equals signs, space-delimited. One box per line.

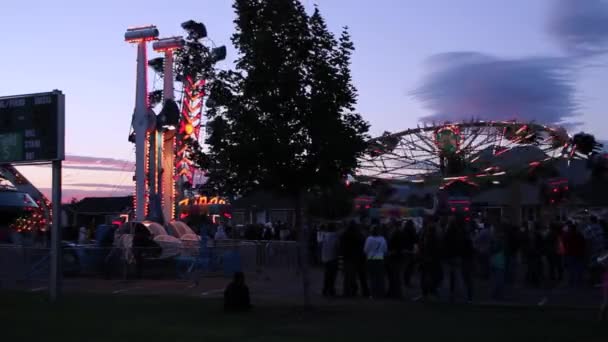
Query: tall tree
xmin=203 ymin=1 xmax=369 ymax=303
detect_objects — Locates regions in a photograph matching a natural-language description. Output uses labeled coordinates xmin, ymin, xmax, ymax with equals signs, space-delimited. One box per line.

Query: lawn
xmin=1 ymin=292 xmax=605 ymax=342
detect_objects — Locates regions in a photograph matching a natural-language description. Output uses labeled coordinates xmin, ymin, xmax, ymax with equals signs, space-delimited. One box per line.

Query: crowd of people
xmin=315 ymin=214 xmax=608 ymax=318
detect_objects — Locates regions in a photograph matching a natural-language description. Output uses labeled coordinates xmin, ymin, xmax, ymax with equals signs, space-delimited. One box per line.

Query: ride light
xmin=125 ymin=25 xmax=159 ymax=43
xmin=153 ymin=36 xmax=185 ymax=52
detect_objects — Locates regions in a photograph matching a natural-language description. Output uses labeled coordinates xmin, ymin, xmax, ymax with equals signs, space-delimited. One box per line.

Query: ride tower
xmin=125 ymin=25 xmax=159 ymax=222
xmin=152 ymin=37 xmax=184 ymax=222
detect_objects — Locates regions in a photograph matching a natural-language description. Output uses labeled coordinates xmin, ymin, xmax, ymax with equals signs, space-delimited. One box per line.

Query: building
xmin=64 ymin=196 xmax=133 ymax=229
xmin=231 ymin=191 xmax=296 ymax=226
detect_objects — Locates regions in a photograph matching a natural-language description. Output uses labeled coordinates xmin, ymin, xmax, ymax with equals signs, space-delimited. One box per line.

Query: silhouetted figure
xmin=419 ymin=218 xmax=442 ymax=299
xmin=341 ymin=222 xmax=369 ymax=297
xmin=444 ymin=215 xmax=474 ymax=302
xmin=563 ymin=221 xmax=585 ymax=288
xmin=131 ymin=223 xmax=160 ymax=279
xmin=402 ymin=220 xmax=418 ymax=287
xmin=224 ymin=272 xmax=252 ymax=312
xmin=523 ymin=222 xmax=544 ymax=288
xmin=387 ymin=222 xmax=406 ymax=299
xmin=321 ymin=223 xmax=339 ymax=297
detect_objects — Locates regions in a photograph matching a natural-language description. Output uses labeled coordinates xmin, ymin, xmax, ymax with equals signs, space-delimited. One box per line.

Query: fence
xmin=0 ymin=240 xmax=300 ymax=290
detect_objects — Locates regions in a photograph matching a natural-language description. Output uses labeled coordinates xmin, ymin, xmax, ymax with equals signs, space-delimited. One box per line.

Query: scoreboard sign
xmin=0 ymin=90 xmax=65 ymax=164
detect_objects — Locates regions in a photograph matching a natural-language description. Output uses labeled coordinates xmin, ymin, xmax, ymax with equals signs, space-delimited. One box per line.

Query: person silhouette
xmin=224 ymin=272 xmax=252 ymax=312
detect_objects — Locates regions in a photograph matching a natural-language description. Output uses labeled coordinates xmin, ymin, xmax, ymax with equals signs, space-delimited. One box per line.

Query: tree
xmin=203 ymin=0 xmax=369 ymax=304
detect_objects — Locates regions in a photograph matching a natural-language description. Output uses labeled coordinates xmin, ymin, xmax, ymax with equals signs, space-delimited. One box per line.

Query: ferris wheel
xmin=357 ymin=120 xmax=576 ymax=180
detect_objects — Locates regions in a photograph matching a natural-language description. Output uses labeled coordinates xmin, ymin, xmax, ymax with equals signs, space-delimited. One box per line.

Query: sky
xmin=2 ymin=0 xmax=608 ymax=200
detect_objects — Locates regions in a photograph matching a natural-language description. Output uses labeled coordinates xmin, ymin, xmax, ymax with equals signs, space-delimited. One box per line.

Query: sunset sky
xmin=2 ymin=0 xmax=608 ymax=200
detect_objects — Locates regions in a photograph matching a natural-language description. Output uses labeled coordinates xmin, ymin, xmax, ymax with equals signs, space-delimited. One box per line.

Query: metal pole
xmin=49 ymin=160 xmax=62 ymax=302
xmin=134 ymin=41 xmax=149 ymax=222
xmin=163 ymin=50 xmax=174 ymax=101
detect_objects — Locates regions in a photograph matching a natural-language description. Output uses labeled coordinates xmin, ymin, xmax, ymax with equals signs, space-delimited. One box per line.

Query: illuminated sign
xmin=178 ymin=196 xmax=227 ymax=206
xmin=0 ymin=91 xmax=65 ymax=164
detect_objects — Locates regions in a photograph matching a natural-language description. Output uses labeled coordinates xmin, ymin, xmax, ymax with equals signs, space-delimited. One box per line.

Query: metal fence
xmin=0 ymin=240 xmax=300 ymax=290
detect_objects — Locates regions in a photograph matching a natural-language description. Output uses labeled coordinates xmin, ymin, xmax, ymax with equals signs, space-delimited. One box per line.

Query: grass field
xmin=1 ymin=292 xmax=606 ymax=342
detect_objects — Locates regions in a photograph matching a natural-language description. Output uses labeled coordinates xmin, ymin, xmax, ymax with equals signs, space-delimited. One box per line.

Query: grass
xmin=1 ymin=292 xmax=606 ymax=342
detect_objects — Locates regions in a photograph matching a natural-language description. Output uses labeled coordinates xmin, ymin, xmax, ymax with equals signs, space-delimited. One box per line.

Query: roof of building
xmin=69 ymin=196 xmax=133 ymax=215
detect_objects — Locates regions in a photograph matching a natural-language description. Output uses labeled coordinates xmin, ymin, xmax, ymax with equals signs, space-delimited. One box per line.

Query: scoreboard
xmin=0 ymin=91 xmax=65 ymax=164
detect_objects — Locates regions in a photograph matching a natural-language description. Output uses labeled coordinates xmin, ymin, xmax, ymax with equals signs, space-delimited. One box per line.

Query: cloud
xmin=412 ymin=52 xmax=579 ymax=125
xmin=548 ymin=0 xmax=608 ymax=56
xmin=67 ymin=183 xmax=135 ymax=191
xmin=25 ymin=155 xmax=135 ymax=172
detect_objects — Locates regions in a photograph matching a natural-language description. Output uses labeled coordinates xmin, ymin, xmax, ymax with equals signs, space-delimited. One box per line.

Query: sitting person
xmin=224 ymin=272 xmax=252 ymax=312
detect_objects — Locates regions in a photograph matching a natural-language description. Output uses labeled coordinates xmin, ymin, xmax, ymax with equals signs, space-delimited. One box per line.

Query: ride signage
xmin=0 ymin=90 xmax=65 ymax=164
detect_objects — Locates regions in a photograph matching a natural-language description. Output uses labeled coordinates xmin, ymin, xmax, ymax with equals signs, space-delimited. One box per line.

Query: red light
xmin=553 ymin=188 xmax=558 ymax=193
xmin=365 ymin=205 xmax=371 ymax=209
xmin=451 ymin=207 xmax=456 ymax=212
xmin=564 ymin=186 xmax=569 ymax=191
xmin=550 ymin=199 xmax=555 ymax=204
xmin=464 ymin=207 xmax=470 ymax=212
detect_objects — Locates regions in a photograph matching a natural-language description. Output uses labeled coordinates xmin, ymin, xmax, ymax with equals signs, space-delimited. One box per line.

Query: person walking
xmin=364 ymin=226 xmax=388 ymax=299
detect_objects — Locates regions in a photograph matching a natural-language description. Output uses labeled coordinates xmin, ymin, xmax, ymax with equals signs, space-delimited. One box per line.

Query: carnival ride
xmin=355 ymin=120 xmax=604 ymax=219
xmin=125 ymin=22 xmax=227 ymax=229
xmin=358 ymin=121 xmax=578 ymax=180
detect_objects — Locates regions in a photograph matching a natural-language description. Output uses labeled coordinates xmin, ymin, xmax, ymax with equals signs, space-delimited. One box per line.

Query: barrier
xmin=0 ymin=240 xmax=301 ymax=290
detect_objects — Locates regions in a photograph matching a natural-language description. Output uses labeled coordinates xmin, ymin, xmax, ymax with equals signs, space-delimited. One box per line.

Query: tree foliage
xmin=203 ymin=1 xmax=369 ymax=201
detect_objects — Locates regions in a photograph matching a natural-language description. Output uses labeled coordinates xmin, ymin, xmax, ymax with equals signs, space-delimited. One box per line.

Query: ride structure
xmin=354 ymin=120 xmax=605 ymax=221
xmin=152 ymin=37 xmax=184 ymax=223
xmin=125 ymin=22 xmax=226 ymax=225
xmin=125 ymin=25 xmax=159 ymax=222
xmin=359 ymin=120 xmax=573 ymax=181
